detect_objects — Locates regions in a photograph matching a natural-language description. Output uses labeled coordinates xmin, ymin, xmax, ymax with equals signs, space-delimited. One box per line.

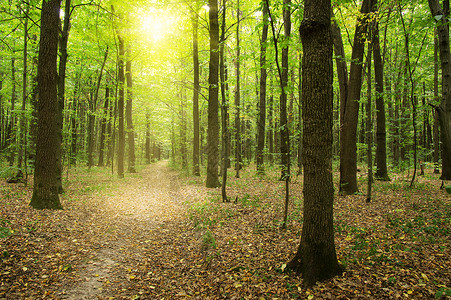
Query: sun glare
xmin=141 ymin=10 xmax=174 ymax=42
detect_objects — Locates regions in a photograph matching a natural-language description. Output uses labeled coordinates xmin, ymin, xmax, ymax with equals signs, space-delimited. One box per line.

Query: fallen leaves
xmin=1 ymin=162 xmax=450 ymax=299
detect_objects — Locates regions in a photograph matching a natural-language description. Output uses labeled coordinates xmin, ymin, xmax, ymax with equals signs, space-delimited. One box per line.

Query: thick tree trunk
xmin=256 ymin=1 xmax=269 ymax=174
xmin=429 ymin=0 xmax=451 ymax=180
xmin=339 ymin=0 xmax=371 ymax=194
xmin=288 ymin=0 xmax=342 ymax=286
xmin=30 ymin=0 xmax=62 ymax=210
xmin=206 ymin=0 xmax=221 ymax=188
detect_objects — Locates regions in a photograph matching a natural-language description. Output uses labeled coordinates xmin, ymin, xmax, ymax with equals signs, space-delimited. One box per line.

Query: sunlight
xmin=140 ymin=9 xmax=175 ymax=42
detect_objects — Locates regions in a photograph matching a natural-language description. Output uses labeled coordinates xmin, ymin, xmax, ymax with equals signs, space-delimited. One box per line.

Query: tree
xmin=288 ymin=0 xmax=342 ymax=286
xmin=256 ymin=0 xmax=269 ymax=174
xmin=339 ymin=0 xmax=371 ymax=195
xmin=429 ymin=0 xmax=451 ymax=180
xmin=126 ymin=46 xmax=136 ymax=173
xmin=30 ymin=0 xmax=63 ymax=210
xmin=206 ymin=0 xmax=221 ymax=188
xmin=117 ymin=32 xmax=125 ymax=178
xmin=191 ymin=4 xmax=201 ymax=176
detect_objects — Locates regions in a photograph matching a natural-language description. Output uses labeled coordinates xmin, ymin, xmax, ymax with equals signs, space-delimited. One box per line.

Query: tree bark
xmin=339 ymin=0 xmax=371 ymax=194
xmin=288 ymin=0 xmax=342 ymax=286
xmin=256 ymin=1 xmax=269 ymax=174
xmin=372 ymin=2 xmax=390 ymax=181
xmin=429 ymin=0 xmax=451 ymax=180
xmin=234 ymin=4 xmax=242 ymax=178
xmin=30 ymin=0 xmax=62 ymax=210
xmin=206 ymin=0 xmax=221 ymax=188
xmin=125 ymin=47 xmax=136 ymax=173
xmin=117 ymin=34 xmax=125 ymax=178
xmin=192 ymin=6 xmax=201 ymax=176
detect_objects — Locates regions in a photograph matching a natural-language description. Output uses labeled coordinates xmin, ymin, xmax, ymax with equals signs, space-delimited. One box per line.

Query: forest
xmin=0 ymin=0 xmax=450 ymax=298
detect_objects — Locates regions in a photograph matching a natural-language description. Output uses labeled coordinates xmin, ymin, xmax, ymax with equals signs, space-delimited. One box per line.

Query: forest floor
xmin=0 ymin=160 xmax=450 ymax=299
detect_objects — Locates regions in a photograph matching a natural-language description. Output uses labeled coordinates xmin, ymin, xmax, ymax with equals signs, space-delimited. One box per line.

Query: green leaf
xmin=434 ymin=15 xmax=443 ymax=21
xmin=445 ymin=185 xmax=451 ymax=194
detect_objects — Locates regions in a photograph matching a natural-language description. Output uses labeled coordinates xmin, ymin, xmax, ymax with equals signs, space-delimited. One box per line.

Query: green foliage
xmin=0 ymin=218 xmax=12 ymax=239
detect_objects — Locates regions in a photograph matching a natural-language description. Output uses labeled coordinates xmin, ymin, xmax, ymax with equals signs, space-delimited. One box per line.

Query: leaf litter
xmin=0 ymin=162 xmax=450 ymax=299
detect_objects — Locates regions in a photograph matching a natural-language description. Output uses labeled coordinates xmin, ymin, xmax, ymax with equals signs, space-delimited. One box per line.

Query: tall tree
xmin=339 ymin=0 xmax=371 ymax=194
xmin=30 ymin=0 xmax=63 ymax=210
xmin=256 ymin=0 xmax=269 ymax=174
xmin=192 ymin=4 xmax=201 ymax=176
xmin=288 ymin=0 xmax=342 ymax=286
xmin=234 ymin=1 xmax=242 ymax=178
xmin=429 ymin=0 xmax=451 ymax=180
xmin=373 ymin=0 xmax=390 ymax=181
xmin=117 ymin=33 xmax=125 ymax=178
xmin=220 ymin=0 xmax=230 ymax=202
xmin=206 ymin=0 xmax=221 ymax=188
xmin=125 ymin=46 xmax=136 ymax=173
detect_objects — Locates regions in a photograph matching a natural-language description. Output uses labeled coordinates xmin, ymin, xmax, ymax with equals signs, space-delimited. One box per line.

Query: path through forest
xmin=59 ymin=161 xmax=189 ymax=299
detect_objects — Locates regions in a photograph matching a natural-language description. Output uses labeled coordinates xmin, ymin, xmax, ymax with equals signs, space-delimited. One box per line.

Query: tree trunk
xmin=288 ymin=0 xmax=342 ymax=286
xmin=234 ymin=4 xmax=242 ymax=178
xmin=30 ymin=0 xmax=62 ymax=210
xmin=18 ymin=3 xmax=29 ymax=177
xmin=220 ymin=0 xmax=230 ymax=201
xmin=433 ymin=28 xmax=441 ymax=174
xmin=373 ymin=2 xmax=390 ymax=181
xmin=192 ymin=6 xmax=201 ymax=176
xmin=339 ymin=0 xmax=371 ymax=194
xmin=206 ymin=0 xmax=221 ymax=188
xmin=98 ymin=86 xmax=109 ymax=167
xmin=429 ymin=0 xmax=451 ymax=180
xmin=117 ymin=34 xmax=125 ymax=178
xmin=125 ymin=47 xmax=136 ymax=173
xmin=56 ymin=0 xmax=71 ymax=193
xmin=366 ymin=33 xmax=373 ymax=203
xmin=256 ymin=1 xmax=269 ymax=174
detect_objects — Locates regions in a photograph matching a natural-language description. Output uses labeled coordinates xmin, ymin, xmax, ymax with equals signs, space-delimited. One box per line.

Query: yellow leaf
xmin=308 ymin=295 xmax=314 ymax=299
xmin=407 ymin=290 xmax=413 ymax=294
xmin=421 ymin=273 xmax=429 ymax=282
xmin=129 ymin=275 xmax=135 ymax=280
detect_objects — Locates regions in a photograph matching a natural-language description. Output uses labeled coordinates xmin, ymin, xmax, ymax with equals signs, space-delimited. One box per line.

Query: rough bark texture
xmin=339 ymin=0 xmax=371 ymax=194
xmin=234 ymin=5 xmax=241 ymax=178
xmin=30 ymin=0 xmax=62 ymax=210
xmin=429 ymin=0 xmax=451 ymax=180
xmin=256 ymin=1 xmax=269 ymax=174
xmin=288 ymin=0 xmax=342 ymax=286
xmin=372 ymin=4 xmax=390 ymax=181
xmin=206 ymin=0 xmax=221 ymax=188
xmin=192 ymin=8 xmax=201 ymax=176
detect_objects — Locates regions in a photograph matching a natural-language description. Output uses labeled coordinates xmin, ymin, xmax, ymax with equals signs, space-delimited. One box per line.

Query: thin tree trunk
xmin=256 ymin=0 xmax=269 ymax=174
xmin=125 ymin=47 xmax=136 ymax=173
xmin=373 ymin=1 xmax=389 ymax=181
xmin=192 ymin=6 xmax=201 ymax=176
xmin=234 ymin=3 xmax=242 ymax=178
xmin=117 ymin=34 xmax=125 ymax=178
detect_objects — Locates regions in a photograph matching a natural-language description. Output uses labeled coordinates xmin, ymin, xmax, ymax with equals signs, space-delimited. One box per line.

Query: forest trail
xmin=59 ymin=161 xmax=188 ymax=299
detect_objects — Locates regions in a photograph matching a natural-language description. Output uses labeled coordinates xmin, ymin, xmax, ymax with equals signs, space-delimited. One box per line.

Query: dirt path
xmin=59 ymin=161 xmax=188 ymax=299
